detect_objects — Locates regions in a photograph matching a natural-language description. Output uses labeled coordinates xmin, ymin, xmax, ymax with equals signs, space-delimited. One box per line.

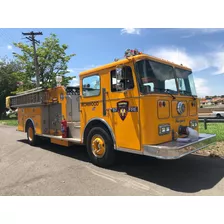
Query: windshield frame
xmin=134 ymin=58 xmax=197 ymax=97
xmin=175 ymin=67 xmax=197 ymax=97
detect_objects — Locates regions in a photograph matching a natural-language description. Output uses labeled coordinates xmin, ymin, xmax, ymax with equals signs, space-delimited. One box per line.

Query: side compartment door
xmin=108 ymin=65 xmax=140 ymax=151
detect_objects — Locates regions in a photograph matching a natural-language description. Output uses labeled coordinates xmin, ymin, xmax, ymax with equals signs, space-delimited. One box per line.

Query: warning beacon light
xmin=124 ymin=49 xmax=142 ymax=57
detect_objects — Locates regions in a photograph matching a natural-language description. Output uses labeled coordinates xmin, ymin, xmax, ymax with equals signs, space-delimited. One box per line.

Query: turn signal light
xmin=189 ymin=120 xmax=198 ymax=129
xmin=159 ymin=101 xmax=166 ymax=107
xmin=191 ymin=101 xmax=196 ymax=107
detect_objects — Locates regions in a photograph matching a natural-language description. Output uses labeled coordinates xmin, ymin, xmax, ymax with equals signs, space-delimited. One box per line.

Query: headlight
xmin=189 ymin=120 xmax=198 ymax=128
xmin=159 ymin=124 xmax=171 ymax=135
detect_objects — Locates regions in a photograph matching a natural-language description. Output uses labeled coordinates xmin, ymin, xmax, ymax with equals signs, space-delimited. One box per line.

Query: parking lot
xmin=0 ymin=124 xmax=223 ymax=196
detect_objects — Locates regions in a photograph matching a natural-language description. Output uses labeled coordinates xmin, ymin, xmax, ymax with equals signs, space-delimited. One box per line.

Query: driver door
xmin=107 ymin=65 xmax=141 ymax=151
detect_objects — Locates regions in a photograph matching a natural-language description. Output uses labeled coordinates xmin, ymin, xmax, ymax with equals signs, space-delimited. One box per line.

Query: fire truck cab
xmin=7 ymin=49 xmax=216 ymax=167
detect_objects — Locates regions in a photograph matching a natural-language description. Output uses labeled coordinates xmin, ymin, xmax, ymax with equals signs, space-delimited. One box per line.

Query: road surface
xmin=0 ymin=124 xmax=223 ymax=195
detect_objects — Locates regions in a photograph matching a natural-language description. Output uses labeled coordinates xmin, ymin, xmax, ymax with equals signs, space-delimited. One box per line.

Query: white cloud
xmin=149 ymin=47 xmax=210 ymax=72
xmin=121 ymin=28 xmax=141 ymax=35
xmin=68 ymin=65 xmax=98 ymax=86
xmin=210 ymin=51 xmax=224 ymax=75
xmin=7 ymin=45 xmax=12 ymax=50
xmin=70 ymin=77 xmax=79 ymax=86
xmin=199 ymin=28 xmax=224 ymax=34
xmin=148 ymin=46 xmax=224 ymax=76
xmin=194 ymin=78 xmax=212 ymax=97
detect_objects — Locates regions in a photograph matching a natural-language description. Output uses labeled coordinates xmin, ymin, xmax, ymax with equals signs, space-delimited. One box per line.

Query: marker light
xmin=159 ymin=101 xmax=166 ymax=107
xmin=189 ymin=120 xmax=198 ymax=129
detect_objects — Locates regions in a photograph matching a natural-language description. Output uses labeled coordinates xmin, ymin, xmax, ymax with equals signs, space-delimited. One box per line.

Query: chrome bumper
xmin=143 ymin=133 xmax=216 ymax=159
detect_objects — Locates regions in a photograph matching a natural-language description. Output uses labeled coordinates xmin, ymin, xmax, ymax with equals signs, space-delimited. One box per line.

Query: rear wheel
xmin=86 ymin=126 xmax=115 ymax=167
xmin=27 ymin=122 xmax=38 ymax=146
xmin=216 ymin=114 xmax=222 ymax=118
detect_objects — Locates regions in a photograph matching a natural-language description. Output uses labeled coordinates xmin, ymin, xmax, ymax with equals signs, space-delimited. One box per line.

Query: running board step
xmin=37 ymin=134 xmax=81 ymax=144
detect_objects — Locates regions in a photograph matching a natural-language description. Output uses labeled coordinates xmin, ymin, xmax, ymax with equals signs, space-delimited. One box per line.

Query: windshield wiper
xmin=180 ymin=90 xmax=196 ymax=100
xmin=154 ymin=88 xmax=176 ymax=99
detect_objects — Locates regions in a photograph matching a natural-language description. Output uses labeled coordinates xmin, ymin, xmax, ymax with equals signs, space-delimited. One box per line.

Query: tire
xmin=86 ymin=126 xmax=115 ymax=167
xmin=27 ymin=122 xmax=38 ymax=146
xmin=216 ymin=114 xmax=222 ymax=118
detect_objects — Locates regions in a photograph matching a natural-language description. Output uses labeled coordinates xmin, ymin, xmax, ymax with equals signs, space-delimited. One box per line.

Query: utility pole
xmin=22 ymin=31 xmax=43 ymax=87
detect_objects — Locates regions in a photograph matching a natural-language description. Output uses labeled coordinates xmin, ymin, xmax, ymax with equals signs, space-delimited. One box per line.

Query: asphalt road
xmin=0 ymin=124 xmax=223 ymax=196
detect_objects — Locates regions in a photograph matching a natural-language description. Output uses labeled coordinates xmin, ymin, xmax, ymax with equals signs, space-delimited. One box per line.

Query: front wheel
xmin=86 ymin=126 xmax=115 ymax=167
xmin=27 ymin=122 xmax=39 ymax=146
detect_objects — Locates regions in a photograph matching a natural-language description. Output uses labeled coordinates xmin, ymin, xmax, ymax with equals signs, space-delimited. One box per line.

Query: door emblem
xmin=117 ymin=101 xmax=129 ymax=121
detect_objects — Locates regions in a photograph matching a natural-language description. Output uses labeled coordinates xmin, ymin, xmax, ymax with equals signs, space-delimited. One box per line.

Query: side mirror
xmin=116 ymin=67 xmax=123 ymax=79
xmin=142 ymin=85 xmax=151 ymax=94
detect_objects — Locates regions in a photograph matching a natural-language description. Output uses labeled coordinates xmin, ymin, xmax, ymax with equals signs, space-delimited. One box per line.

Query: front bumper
xmin=143 ymin=133 xmax=216 ymax=159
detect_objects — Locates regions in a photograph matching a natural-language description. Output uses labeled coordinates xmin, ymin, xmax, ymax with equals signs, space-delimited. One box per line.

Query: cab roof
xmin=79 ymin=53 xmax=192 ymax=77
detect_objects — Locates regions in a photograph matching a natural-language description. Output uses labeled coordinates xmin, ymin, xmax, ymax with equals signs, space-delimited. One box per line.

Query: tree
xmin=13 ymin=33 xmax=76 ymax=91
xmin=0 ymin=57 xmax=20 ymax=116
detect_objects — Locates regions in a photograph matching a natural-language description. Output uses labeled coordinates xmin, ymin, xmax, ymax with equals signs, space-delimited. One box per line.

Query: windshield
xmin=135 ymin=59 xmax=178 ymax=95
xmin=135 ymin=59 xmax=197 ymax=97
xmin=175 ymin=67 xmax=197 ymax=96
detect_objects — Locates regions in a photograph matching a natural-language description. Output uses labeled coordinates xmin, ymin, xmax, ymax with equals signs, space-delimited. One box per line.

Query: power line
xmin=22 ymin=31 xmax=43 ymax=87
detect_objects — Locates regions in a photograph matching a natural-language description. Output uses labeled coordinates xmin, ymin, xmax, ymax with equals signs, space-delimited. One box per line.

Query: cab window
xmin=82 ymin=75 xmax=100 ymax=97
xmin=110 ymin=66 xmax=134 ymax=92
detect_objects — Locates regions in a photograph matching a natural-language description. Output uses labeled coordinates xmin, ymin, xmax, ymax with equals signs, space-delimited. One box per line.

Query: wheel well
xmin=25 ymin=119 xmax=34 ymax=133
xmin=83 ymin=120 xmax=116 ymax=148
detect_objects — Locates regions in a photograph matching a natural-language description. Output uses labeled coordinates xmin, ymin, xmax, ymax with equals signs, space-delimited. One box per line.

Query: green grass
xmin=0 ymin=113 xmax=18 ymax=126
xmin=0 ymin=119 xmax=18 ymax=126
xmin=199 ymin=123 xmax=224 ymax=141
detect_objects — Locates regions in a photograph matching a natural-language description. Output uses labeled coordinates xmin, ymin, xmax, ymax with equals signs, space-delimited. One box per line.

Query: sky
xmin=0 ymin=28 xmax=224 ymax=98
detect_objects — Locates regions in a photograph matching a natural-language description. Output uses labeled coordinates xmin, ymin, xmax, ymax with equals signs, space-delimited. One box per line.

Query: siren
xmin=124 ymin=49 xmax=142 ymax=57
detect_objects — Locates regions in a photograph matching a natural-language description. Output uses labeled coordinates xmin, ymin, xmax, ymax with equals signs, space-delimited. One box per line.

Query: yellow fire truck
xmin=6 ymin=49 xmax=216 ymax=167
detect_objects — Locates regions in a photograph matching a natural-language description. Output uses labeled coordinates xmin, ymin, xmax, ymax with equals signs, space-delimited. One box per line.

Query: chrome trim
xmin=82 ymin=118 xmax=117 ymax=149
xmin=12 ymin=102 xmax=46 ymax=108
xmin=116 ymin=147 xmax=143 ymax=155
xmin=102 ymin=88 xmax=107 ymax=116
xmin=24 ymin=118 xmax=36 ymax=133
xmin=36 ymin=134 xmax=82 ymax=144
xmin=177 ymin=101 xmax=185 ymax=115
xmin=143 ymin=133 xmax=216 ymax=159
xmin=10 ymin=87 xmax=43 ymax=97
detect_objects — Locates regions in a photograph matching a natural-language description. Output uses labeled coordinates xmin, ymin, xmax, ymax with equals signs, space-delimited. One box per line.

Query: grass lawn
xmin=199 ymin=123 xmax=224 ymax=142
xmin=0 ymin=119 xmax=18 ymax=126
